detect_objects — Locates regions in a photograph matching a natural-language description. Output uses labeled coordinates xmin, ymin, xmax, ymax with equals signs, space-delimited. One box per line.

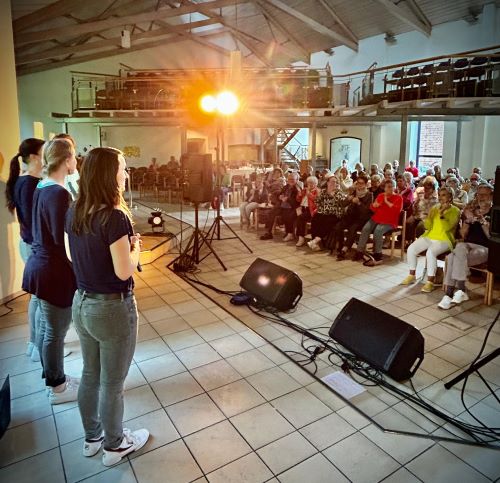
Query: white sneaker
xmin=283 ymin=233 xmax=294 ymax=242
xmin=48 ymin=377 xmax=79 ymax=405
xmin=438 ymin=295 xmax=453 ymax=310
xmin=26 ymin=342 xmax=35 ymax=357
xmin=31 ymin=346 xmax=40 ymax=362
xmin=102 ymin=428 xmax=150 ymax=467
xmin=296 ymin=236 xmax=306 ymax=247
xmin=452 ymin=290 xmax=469 ymax=305
xmin=83 ymin=431 xmax=104 ymax=457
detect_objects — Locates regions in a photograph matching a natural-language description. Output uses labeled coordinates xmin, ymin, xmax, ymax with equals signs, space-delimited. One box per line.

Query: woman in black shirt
xmin=5 ymin=138 xmax=44 ymax=359
xmin=66 ymin=147 xmax=149 ymax=467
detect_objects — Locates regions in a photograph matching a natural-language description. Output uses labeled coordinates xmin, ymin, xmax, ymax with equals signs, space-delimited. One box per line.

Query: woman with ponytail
xmin=22 ymin=138 xmax=79 ymax=405
xmin=5 ymin=138 xmax=44 ymax=359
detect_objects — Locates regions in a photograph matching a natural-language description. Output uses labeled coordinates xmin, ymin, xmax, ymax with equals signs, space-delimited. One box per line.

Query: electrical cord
xmin=0 ymin=292 xmax=28 ymax=318
xmin=179 ymin=273 xmax=500 ymax=446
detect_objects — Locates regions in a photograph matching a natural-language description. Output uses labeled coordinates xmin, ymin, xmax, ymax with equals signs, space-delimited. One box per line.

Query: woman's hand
xmin=130 ymin=233 xmax=142 ymax=250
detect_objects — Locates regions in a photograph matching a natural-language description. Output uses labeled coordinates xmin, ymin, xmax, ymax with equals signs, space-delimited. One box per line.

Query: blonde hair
xmin=43 ymin=138 xmax=73 ymax=176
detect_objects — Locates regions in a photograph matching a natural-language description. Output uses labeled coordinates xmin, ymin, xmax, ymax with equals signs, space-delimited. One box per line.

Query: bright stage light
xmin=216 ymin=91 xmax=239 ymax=115
xmin=199 ymin=94 xmax=217 ymax=113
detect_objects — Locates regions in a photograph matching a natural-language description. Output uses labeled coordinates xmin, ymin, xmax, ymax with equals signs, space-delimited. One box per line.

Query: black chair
xmin=453 ymin=58 xmax=469 ymax=69
xmin=407 ymin=66 xmax=420 ymax=76
xmin=471 ymin=56 xmax=488 ymax=66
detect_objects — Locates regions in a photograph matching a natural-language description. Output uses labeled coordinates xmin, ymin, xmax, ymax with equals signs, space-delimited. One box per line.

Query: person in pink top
xmin=295 ymin=176 xmax=320 ymax=247
xmin=405 ymin=160 xmax=419 ymax=179
xmin=353 ymin=179 xmax=403 ymax=265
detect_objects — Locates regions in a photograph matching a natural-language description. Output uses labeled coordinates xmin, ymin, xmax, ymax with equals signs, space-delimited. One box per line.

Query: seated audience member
xmin=166 ymin=155 xmax=179 ymax=170
xmin=438 ymin=184 xmax=493 ymax=309
xmin=446 ymin=176 xmax=468 ymax=209
xmin=418 ymin=169 xmax=434 ymax=186
xmin=351 ymin=162 xmax=364 ymax=182
xmin=240 ymin=175 xmax=267 ymax=228
xmin=392 ymin=160 xmax=399 ymax=173
xmin=318 ymin=168 xmax=331 ymax=189
xmin=396 ymin=174 xmax=414 ymax=212
xmin=472 ymin=166 xmax=485 ymax=182
xmin=330 ymin=174 xmax=372 ymax=259
xmin=383 ymin=169 xmax=394 ymax=182
xmin=433 ymin=165 xmax=444 ymax=186
xmin=148 ymin=157 xmax=158 ymax=173
xmin=352 ymin=179 xmax=403 ymax=265
xmin=260 ymin=172 xmax=300 ymax=241
xmin=467 ymin=173 xmax=481 ymax=202
xmin=369 ymin=164 xmax=382 ymax=177
xmin=405 ymin=160 xmax=419 ymax=178
xmin=406 ymin=177 xmax=438 ymax=242
xmin=337 ymin=166 xmax=353 ymax=192
xmin=307 ymin=175 xmax=346 ymax=251
xmin=266 ymin=167 xmax=286 ymax=204
xmin=402 ymin=171 xmax=414 ymax=188
xmin=401 ymin=187 xmax=460 ymax=292
xmin=383 ymin=163 xmax=392 ymax=172
xmin=300 ymin=165 xmax=314 ymax=183
xmin=296 ymin=176 xmax=320 ymax=247
xmin=369 ymin=174 xmax=384 ymax=198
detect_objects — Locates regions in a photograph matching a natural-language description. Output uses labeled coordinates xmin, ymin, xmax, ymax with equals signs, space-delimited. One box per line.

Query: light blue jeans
xmin=72 ymin=290 xmax=138 ymax=450
xmin=37 ymin=299 xmax=72 ymax=387
xmin=19 ymin=240 xmax=39 ymax=346
xmin=357 ymin=218 xmax=393 ymax=254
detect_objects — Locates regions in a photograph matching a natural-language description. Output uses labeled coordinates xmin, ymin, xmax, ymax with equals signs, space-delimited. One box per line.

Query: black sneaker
xmin=260 ymin=233 xmax=273 ymax=240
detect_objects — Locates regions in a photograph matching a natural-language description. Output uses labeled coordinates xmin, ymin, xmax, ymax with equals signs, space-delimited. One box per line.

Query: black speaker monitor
xmin=181 ymin=153 xmax=213 ymax=203
xmin=240 ymin=258 xmax=302 ymax=311
xmin=329 ymin=298 xmax=424 ymax=381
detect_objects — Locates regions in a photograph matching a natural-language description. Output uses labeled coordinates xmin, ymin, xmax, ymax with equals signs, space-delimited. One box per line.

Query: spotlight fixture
xmin=199 ymin=90 xmax=239 ymax=116
xmin=148 ymin=210 xmax=165 ymax=233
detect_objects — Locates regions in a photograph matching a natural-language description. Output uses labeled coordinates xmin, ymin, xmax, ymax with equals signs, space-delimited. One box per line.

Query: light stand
xmin=203 ymin=119 xmax=253 ymax=256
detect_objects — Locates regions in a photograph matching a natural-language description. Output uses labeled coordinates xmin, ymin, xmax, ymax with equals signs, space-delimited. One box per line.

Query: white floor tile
xmin=278 ymin=453 xmax=349 ymax=483
xmin=209 ymin=379 xmax=265 ymax=417
xmin=0 ymin=448 xmax=65 ymax=483
xmin=150 ymin=371 xmax=204 ymax=406
xmin=226 ymin=349 xmax=276 ymax=377
xmin=136 ymin=353 xmax=185 ymax=382
xmin=247 ymin=367 xmax=302 ymax=400
xmin=175 ymin=343 xmax=221 ymax=369
xmin=190 ymin=359 xmax=242 ymax=391
xmin=299 ymin=412 xmax=356 ymax=451
xmin=206 ymin=452 xmax=273 ymax=483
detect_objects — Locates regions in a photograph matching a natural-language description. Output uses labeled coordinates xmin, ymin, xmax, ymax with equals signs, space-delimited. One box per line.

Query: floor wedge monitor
xmin=329 ymin=298 xmax=424 ymax=381
xmin=240 ymin=258 xmax=302 ymax=311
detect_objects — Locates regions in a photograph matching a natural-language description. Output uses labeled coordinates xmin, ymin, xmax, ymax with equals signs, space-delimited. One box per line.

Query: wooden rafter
xmin=265 ymin=0 xmax=358 ymax=51
xmin=253 ymin=0 xmax=309 ymax=60
xmin=16 ymin=19 xmax=220 ymax=65
xmin=373 ymin=0 xmax=431 ymax=36
xmin=317 ymin=0 xmax=358 ymax=48
xmin=15 ymin=0 xmax=242 ymax=46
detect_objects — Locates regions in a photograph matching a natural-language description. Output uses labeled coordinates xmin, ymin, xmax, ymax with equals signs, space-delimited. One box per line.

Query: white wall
xmin=0 ymin=0 xmax=23 ymax=301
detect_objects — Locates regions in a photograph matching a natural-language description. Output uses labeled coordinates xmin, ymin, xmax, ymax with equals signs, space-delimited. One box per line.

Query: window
xmin=416 ymin=121 xmax=444 ymax=173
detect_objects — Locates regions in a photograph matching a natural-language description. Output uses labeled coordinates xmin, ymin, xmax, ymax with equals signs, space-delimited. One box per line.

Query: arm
xmin=47 ymin=189 xmax=72 ymax=248
xmin=110 ymin=235 xmax=140 ymax=281
xmin=441 ymin=206 xmax=461 ymax=232
xmin=64 ymin=232 xmax=72 ymax=262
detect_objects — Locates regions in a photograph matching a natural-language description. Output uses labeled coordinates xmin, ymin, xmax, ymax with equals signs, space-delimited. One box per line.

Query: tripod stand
xmin=167 ymin=202 xmax=226 ymax=271
xmin=444 ymin=348 xmax=499 ymax=389
xmin=204 ymin=122 xmax=253 ymax=258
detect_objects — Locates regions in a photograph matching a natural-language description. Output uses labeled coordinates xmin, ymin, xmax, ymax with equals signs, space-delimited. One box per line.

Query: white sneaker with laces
xmin=83 ymin=431 xmax=104 ymax=457
xmin=48 ymin=376 xmax=80 ymax=405
xmin=296 ymin=236 xmax=306 ymax=247
xmin=438 ymin=295 xmax=453 ymax=310
xmin=283 ymin=233 xmax=294 ymax=242
xmin=31 ymin=346 xmax=40 ymax=362
xmin=102 ymin=428 xmax=150 ymax=467
xmin=452 ymin=290 xmax=469 ymax=305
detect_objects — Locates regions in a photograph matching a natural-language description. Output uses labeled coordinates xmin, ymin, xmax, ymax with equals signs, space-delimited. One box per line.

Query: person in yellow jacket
xmin=401 ymin=186 xmax=461 ymax=292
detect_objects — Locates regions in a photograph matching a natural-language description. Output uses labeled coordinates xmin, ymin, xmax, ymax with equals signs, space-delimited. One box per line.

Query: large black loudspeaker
xmin=488 ymin=165 xmax=500 ymax=274
xmin=329 ymin=298 xmax=424 ymax=381
xmin=240 ymin=258 xmax=302 ymax=311
xmin=181 ymin=153 xmax=213 ymax=203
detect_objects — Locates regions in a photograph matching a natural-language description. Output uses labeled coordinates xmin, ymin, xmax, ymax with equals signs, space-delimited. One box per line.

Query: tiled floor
xmin=0 ymin=206 xmax=499 ymax=482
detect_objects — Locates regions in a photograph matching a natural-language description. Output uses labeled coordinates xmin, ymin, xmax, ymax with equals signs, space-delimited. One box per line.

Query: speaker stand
xmin=167 ymin=203 xmax=227 ymax=272
xmin=204 ymin=208 xmax=253 ymax=255
xmin=444 ymin=347 xmax=500 ymax=390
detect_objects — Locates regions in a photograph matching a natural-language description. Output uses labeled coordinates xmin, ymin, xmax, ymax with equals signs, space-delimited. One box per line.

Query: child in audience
xmin=401 ymin=186 xmax=460 ymax=292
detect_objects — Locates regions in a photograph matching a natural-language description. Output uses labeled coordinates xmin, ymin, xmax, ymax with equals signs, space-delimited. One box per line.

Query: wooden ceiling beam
xmin=13 ymin=0 xmax=83 ymax=33
xmin=265 ymin=0 xmax=358 ymax=51
xmin=373 ymin=0 xmax=431 ymax=36
xmin=16 ymin=18 xmax=220 ymax=65
xmin=253 ymin=0 xmax=310 ymax=61
xmin=15 ymin=0 xmax=242 ymax=46
xmin=317 ymin=0 xmax=359 ymax=47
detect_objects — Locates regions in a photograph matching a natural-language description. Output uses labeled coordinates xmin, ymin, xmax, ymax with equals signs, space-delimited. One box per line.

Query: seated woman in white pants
xmin=438 ymin=184 xmax=493 ymax=309
xmin=401 ymin=187 xmax=460 ymax=293
xmin=239 ymin=175 xmax=267 ymax=227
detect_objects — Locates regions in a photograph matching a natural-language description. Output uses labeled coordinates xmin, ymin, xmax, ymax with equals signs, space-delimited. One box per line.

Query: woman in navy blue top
xmin=66 ymin=147 xmax=149 ymax=466
xmin=22 ymin=138 xmax=79 ymax=405
xmin=5 ymin=138 xmax=44 ymax=359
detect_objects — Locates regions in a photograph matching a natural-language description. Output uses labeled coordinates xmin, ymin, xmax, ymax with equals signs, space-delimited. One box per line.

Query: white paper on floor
xmin=321 ymin=371 xmax=366 ymax=399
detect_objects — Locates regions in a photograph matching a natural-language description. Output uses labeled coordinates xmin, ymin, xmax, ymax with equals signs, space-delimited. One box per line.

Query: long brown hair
xmin=5 ymin=138 xmax=44 ymax=213
xmin=72 ymin=147 xmax=131 ymax=235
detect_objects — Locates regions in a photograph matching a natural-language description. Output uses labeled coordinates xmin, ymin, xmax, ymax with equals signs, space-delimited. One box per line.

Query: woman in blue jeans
xmin=65 ymin=147 xmax=149 ymax=466
xmin=22 ymin=138 xmax=79 ymax=404
xmin=5 ymin=138 xmax=44 ymax=360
